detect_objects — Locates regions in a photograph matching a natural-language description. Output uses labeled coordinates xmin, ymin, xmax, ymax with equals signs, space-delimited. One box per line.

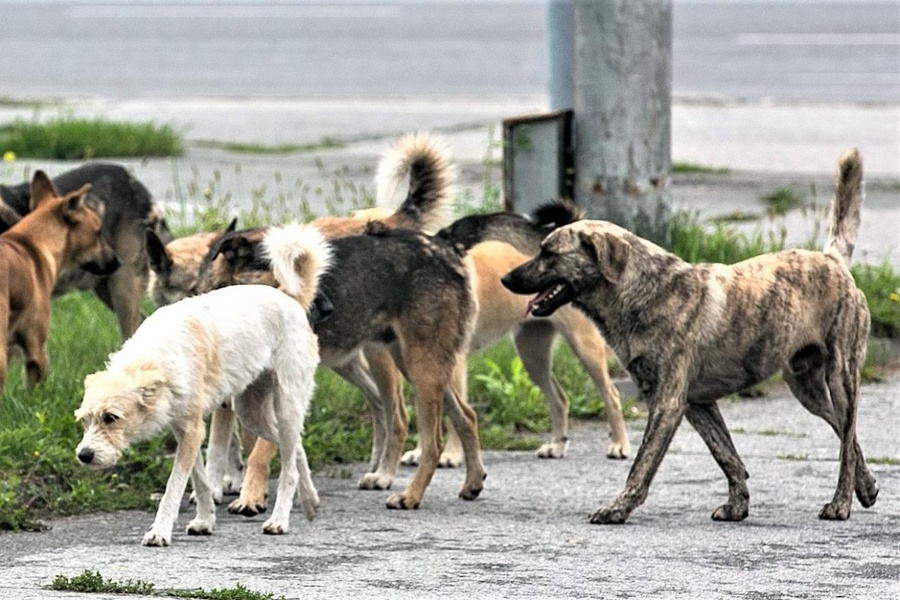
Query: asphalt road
xmin=1 ymin=376 xmax=898 ymax=599
xmin=0 ymin=0 xmax=896 ymax=102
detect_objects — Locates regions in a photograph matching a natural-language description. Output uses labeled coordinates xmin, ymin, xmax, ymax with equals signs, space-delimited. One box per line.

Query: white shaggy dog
xmin=75 ymin=226 xmax=332 ymax=547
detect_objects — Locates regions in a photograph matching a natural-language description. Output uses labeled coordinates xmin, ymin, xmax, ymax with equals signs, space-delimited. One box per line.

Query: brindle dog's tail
xmin=376 ymin=132 xmax=457 ymax=232
xmin=824 ymin=149 xmax=864 ymax=266
xmin=263 ymin=224 xmax=333 ymax=312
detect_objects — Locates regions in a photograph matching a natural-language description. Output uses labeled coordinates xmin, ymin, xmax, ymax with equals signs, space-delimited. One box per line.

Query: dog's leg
xmin=513 ymin=321 xmax=570 ymax=459
xmin=263 ymin=376 xmax=319 ymax=534
xmin=590 ymin=359 xmax=688 ymax=525
xmin=442 ymin=355 xmax=486 ymax=500
xmin=227 ymin=438 xmax=276 ymax=516
xmin=143 ymin=417 xmax=206 ymax=546
xmin=186 ymin=449 xmax=216 ymax=536
xmin=20 ymin=325 xmax=49 ymax=391
xmin=386 ymin=366 xmax=444 ymax=510
xmin=334 ymin=355 xmax=385 ymax=473
xmin=555 ymin=315 xmax=631 ymax=460
xmin=106 ymin=229 xmax=148 ymax=338
xmin=684 ymin=403 xmax=750 ymax=521
xmin=205 ymin=405 xmax=237 ymax=504
xmin=363 ymin=348 xmax=408 ymax=488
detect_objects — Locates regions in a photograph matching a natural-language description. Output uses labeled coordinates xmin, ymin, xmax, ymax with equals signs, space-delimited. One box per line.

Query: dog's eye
xmin=102 ymin=413 xmax=119 ymax=425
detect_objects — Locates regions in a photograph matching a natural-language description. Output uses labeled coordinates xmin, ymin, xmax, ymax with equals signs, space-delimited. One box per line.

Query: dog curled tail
xmin=825 ymin=148 xmax=864 ymax=267
xmin=375 ymin=131 xmax=457 ymax=232
xmin=263 ymin=224 xmax=333 ymax=312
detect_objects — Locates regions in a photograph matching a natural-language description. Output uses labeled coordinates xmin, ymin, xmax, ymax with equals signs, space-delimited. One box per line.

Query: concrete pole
xmin=546 ymin=0 xmax=574 ymax=110
xmin=574 ymin=0 xmax=672 ymax=245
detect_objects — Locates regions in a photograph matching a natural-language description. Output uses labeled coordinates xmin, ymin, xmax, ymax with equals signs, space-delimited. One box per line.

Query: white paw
xmin=606 ymin=440 xmax=630 ymax=460
xmin=358 ymin=472 xmax=393 ymax=490
xmin=437 ymin=452 xmax=462 ymax=468
xmin=536 ymin=440 xmax=568 ymax=459
xmin=221 ymin=475 xmax=242 ymax=496
xmin=262 ymin=518 xmax=288 ymax=535
xmin=400 ymin=448 xmax=421 ymax=467
xmin=141 ymin=530 xmax=171 ymax=547
xmin=190 ymin=487 xmax=224 ymax=505
xmin=186 ymin=517 xmax=215 ymax=536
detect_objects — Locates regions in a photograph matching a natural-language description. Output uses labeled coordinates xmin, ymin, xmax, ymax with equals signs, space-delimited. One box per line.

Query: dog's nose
xmin=500 ymin=273 xmax=515 ymax=290
xmin=77 ymin=448 xmax=95 ymax=464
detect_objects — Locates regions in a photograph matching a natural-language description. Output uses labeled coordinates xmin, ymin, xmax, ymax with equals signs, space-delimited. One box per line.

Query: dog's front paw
xmin=819 ymin=501 xmax=851 ymax=521
xmin=262 ymin=518 xmax=288 ymax=535
xmin=386 ymin=492 xmax=420 ymax=510
xmin=711 ymin=503 xmax=748 ymax=522
xmin=589 ymin=504 xmax=630 ymax=525
xmin=605 ymin=440 xmax=630 ymax=460
xmin=141 ymin=530 xmax=171 ymax=547
xmin=227 ymin=496 xmax=267 ymax=517
xmin=458 ymin=483 xmax=483 ymax=501
xmin=358 ymin=472 xmax=393 ymax=490
xmin=536 ymin=440 xmax=568 ymax=459
xmin=400 ymin=449 xmax=421 ymax=467
xmin=186 ymin=518 xmax=214 ymax=536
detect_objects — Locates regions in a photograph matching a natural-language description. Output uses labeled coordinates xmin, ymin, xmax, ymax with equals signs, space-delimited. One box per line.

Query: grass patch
xmin=868 ymin=456 xmax=900 ymax=466
xmin=672 ymin=162 xmax=730 ymax=175
xmin=778 ymin=454 xmax=808 ymax=462
xmin=709 ymin=210 xmax=761 ymax=224
xmin=759 ymin=185 xmax=804 ymax=217
xmin=50 ymin=570 xmax=284 ymax=600
xmin=192 ymin=137 xmax=344 ymax=155
xmin=0 ymin=96 xmax=63 ymax=109
xmin=0 ymin=116 xmax=183 ymax=159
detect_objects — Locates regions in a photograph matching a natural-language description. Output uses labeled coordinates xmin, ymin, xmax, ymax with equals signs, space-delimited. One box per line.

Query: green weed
xmin=50 ymin=570 xmax=284 ymax=600
xmin=192 ymin=137 xmax=344 ymax=155
xmin=760 ymin=185 xmax=805 ymax=217
xmin=672 ymin=162 xmax=730 ymax=175
xmin=0 ymin=116 xmax=183 ymax=159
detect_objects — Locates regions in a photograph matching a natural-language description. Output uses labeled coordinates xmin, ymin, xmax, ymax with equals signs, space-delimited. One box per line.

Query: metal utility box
xmin=502 ymin=110 xmax=574 ymax=214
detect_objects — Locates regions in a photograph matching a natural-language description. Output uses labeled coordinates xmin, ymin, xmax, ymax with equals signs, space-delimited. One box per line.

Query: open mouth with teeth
xmin=525 ymin=281 xmax=575 ymax=318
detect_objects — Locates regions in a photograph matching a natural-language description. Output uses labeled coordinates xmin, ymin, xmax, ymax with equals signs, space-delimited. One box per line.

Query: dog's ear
xmin=145 ymin=230 xmax=172 ymax=274
xmin=128 ymin=362 xmax=168 ymax=406
xmin=579 ymin=231 xmax=630 ymax=284
xmin=29 ymin=170 xmax=59 ymax=211
xmin=60 ymin=184 xmax=93 ymax=225
xmin=225 ymin=217 xmax=238 ymax=234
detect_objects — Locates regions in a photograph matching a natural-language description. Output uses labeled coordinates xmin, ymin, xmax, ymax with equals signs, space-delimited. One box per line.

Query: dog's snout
xmin=82 ymin=254 xmax=121 ymax=276
xmin=77 ymin=447 xmax=95 ymax=464
xmin=500 ymin=272 xmax=518 ymax=292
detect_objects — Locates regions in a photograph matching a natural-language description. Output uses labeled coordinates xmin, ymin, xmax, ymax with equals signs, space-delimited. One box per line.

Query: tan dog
xmin=0 ymin=171 xmax=119 ymax=392
xmin=502 ymin=149 xmax=878 ymax=524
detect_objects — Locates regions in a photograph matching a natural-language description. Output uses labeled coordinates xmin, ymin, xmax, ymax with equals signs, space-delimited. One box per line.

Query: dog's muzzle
xmin=81 ymin=254 xmax=121 ymax=276
xmin=309 ymin=291 xmax=334 ymax=325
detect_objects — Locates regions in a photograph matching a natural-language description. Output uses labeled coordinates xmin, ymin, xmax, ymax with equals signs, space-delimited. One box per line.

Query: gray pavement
xmin=2 ymin=376 xmax=898 ymax=599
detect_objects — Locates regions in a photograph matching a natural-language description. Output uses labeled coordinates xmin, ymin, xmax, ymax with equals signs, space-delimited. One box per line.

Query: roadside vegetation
xmin=0 ymin=132 xmax=897 ymax=532
xmin=0 ymin=116 xmax=183 ymax=159
xmin=51 ymin=570 xmax=284 ymax=600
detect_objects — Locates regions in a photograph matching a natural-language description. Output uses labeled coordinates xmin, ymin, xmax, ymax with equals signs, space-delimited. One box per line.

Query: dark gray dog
xmin=502 ymin=149 xmax=878 ymax=524
xmin=0 ymin=163 xmax=171 ymax=338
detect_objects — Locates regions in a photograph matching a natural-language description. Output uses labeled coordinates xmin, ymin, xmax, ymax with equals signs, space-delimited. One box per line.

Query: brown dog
xmin=502 ymin=149 xmax=878 ymax=524
xmin=0 ymin=171 xmax=120 ymax=391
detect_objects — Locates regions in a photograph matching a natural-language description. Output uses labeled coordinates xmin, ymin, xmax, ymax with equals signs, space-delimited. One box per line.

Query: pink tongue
xmin=525 ymin=289 xmax=552 ymax=318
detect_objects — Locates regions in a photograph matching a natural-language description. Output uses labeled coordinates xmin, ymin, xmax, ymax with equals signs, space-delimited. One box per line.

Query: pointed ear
xmin=579 ymin=231 xmax=630 ymax=284
xmin=29 ymin=170 xmax=59 ymax=211
xmin=62 ymin=184 xmax=92 ymax=224
xmin=145 ymin=230 xmax=172 ymax=273
xmin=225 ymin=217 xmax=238 ymax=234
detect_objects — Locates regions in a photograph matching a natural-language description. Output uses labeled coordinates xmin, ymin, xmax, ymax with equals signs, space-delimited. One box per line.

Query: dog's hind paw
xmin=438 ymin=452 xmax=463 ymax=468
xmin=227 ymin=497 xmax=267 ymax=517
xmin=589 ymin=505 xmax=630 ymax=525
xmin=262 ymin=519 xmax=288 ymax=535
xmin=856 ymin=477 xmax=879 ymax=508
xmin=400 ymin=449 xmax=421 ymax=467
xmin=819 ymin=501 xmax=851 ymax=521
xmin=186 ymin=518 xmax=214 ymax=536
xmin=711 ymin=503 xmax=749 ymax=522
xmin=300 ymin=496 xmax=319 ymax=521
xmin=386 ymin=492 xmax=420 ymax=510
xmin=358 ymin=472 xmax=393 ymax=490
xmin=536 ymin=440 xmax=568 ymax=459
xmin=458 ymin=484 xmax=483 ymax=501
xmin=141 ymin=531 xmax=171 ymax=547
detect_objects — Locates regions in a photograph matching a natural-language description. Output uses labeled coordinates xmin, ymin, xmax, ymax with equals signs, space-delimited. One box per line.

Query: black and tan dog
xmin=503 ymin=149 xmax=878 ymax=524
xmin=0 ymin=171 xmax=120 ymax=391
xmin=394 ymin=201 xmax=630 ymax=466
xmin=0 ymin=163 xmax=171 ymax=338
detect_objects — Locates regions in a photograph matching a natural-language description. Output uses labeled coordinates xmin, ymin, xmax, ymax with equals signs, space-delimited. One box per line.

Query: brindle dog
xmin=502 ymin=149 xmax=878 ymax=524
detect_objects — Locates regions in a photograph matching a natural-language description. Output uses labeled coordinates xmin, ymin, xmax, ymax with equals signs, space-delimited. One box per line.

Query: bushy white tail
xmin=375 ymin=131 xmax=456 ymax=231
xmin=262 ymin=224 xmax=333 ymax=310
xmin=825 ymin=149 xmax=864 ymax=266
